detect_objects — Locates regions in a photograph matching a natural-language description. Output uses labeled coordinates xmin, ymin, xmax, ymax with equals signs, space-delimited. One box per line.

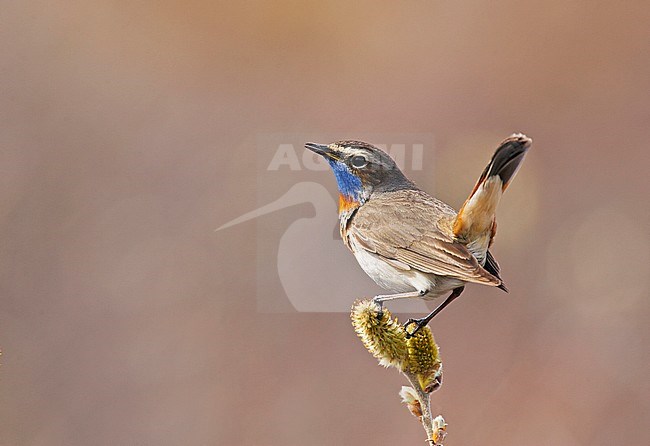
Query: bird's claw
xmin=404 ymin=318 xmax=427 ymax=339
xmin=372 ymin=297 xmax=384 ymax=320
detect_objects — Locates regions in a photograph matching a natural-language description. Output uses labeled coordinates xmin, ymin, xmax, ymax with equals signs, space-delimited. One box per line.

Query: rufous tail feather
xmin=453 ymin=133 xmax=532 ymax=247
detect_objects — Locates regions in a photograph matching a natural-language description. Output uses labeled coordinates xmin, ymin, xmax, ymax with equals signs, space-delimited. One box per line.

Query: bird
xmin=305 ymin=134 xmax=531 ymax=336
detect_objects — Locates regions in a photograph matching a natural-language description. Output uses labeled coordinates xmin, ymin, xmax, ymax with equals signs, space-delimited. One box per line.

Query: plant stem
xmin=404 ymin=371 xmax=436 ymax=444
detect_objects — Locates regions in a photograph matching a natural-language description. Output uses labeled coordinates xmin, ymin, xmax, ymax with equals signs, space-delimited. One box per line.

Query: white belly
xmin=352 ymin=248 xmax=463 ymax=300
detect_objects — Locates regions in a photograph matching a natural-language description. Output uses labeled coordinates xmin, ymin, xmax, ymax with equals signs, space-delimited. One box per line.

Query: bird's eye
xmin=351 ymin=155 xmax=368 ymax=168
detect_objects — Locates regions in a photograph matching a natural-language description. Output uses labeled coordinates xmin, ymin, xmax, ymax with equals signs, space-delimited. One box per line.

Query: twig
xmin=351 ymin=300 xmax=447 ymax=445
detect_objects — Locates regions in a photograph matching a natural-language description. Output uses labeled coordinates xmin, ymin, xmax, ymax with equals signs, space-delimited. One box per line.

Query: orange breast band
xmin=338 ymin=194 xmax=360 ymax=214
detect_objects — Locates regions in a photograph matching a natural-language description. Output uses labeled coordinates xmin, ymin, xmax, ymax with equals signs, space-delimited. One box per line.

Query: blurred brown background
xmin=1 ymin=1 xmax=649 ymax=445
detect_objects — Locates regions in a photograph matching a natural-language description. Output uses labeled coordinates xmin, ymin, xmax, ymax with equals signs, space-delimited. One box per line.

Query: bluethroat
xmin=305 ymin=134 xmax=531 ymax=336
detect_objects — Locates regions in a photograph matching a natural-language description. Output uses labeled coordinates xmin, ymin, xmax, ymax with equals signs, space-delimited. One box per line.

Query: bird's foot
xmin=404 ymin=317 xmax=429 ymax=339
xmin=372 ymin=297 xmax=384 ymax=320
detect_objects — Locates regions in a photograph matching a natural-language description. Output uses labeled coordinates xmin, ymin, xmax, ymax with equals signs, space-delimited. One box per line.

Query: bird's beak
xmin=305 ymin=142 xmax=336 ymax=160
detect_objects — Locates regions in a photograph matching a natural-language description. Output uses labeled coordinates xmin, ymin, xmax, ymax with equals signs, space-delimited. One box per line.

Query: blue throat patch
xmin=328 ymin=160 xmax=363 ymax=201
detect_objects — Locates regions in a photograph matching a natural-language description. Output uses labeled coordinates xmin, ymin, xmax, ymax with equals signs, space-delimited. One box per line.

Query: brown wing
xmin=347 ymin=189 xmax=501 ymax=286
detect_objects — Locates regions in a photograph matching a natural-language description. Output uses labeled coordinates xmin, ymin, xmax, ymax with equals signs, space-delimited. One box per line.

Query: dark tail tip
xmin=487 ymin=133 xmax=532 ymax=188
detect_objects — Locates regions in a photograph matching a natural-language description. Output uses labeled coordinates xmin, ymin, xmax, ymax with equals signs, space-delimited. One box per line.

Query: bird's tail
xmin=453 ymin=133 xmax=532 ymax=248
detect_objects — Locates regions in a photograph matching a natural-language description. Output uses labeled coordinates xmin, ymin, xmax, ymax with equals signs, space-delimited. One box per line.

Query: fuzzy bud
xmin=431 ymin=415 xmax=447 ymax=445
xmin=351 ymin=300 xmax=408 ymax=369
xmin=406 ymin=326 xmax=443 ymax=393
xmin=399 ymin=386 xmax=423 ymax=418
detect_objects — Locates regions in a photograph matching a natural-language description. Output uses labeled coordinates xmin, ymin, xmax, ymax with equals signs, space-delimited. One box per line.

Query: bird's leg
xmin=404 ymin=286 xmax=465 ymax=338
xmin=372 ymin=290 xmax=427 ymax=319
xmin=373 ymin=290 xmax=427 ymax=307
